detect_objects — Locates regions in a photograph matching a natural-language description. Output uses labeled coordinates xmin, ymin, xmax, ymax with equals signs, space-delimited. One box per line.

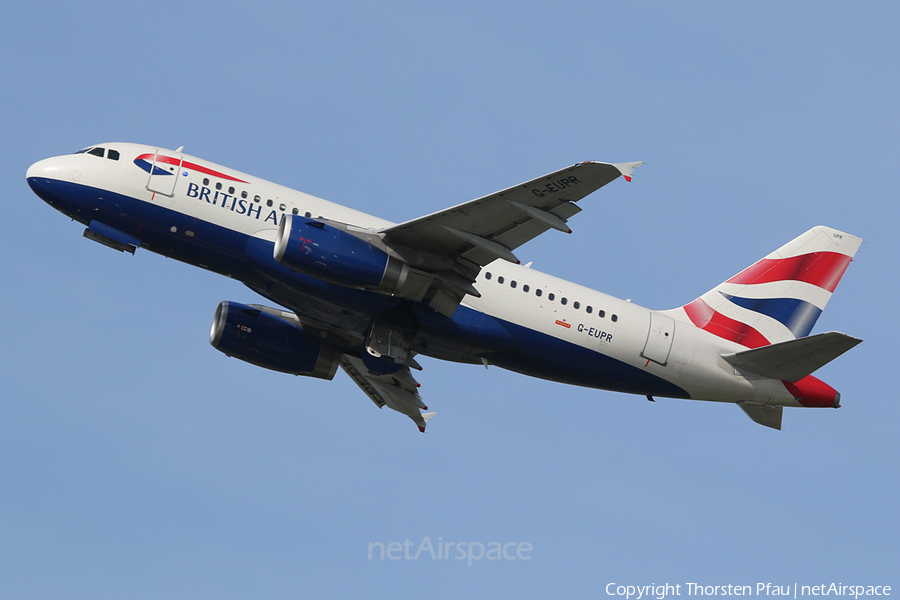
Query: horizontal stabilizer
xmin=722 ymin=331 xmax=862 ymax=383
xmin=739 ymin=404 xmax=783 ymax=430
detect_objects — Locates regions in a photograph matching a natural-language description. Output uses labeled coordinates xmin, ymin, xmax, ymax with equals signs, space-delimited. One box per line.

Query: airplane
xmin=26 ymin=143 xmax=863 ymax=432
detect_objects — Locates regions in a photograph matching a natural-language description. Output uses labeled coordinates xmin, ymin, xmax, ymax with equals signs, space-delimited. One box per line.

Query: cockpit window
xmin=74 ymin=146 xmax=117 ymax=160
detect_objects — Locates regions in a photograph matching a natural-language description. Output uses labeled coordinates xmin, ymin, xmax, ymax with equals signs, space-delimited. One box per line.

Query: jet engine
xmin=209 ymin=301 xmax=340 ymax=379
xmin=274 ymin=214 xmax=409 ymax=293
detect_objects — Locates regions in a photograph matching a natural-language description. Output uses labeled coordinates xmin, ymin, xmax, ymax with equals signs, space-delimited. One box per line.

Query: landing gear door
xmin=642 ymin=312 xmax=675 ymax=366
xmin=145 ymin=149 xmax=183 ymax=198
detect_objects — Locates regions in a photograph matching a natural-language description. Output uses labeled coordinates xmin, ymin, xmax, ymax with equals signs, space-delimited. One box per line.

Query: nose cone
xmin=26 ymin=157 xmax=58 ymax=186
xmin=26 ymin=157 xmax=62 ymax=205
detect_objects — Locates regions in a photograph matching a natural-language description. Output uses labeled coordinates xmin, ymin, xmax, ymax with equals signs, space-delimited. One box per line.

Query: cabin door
xmin=641 ymin=312 xmax=675 ymax=366
xmin=145 ymin=149 xmax=184 ymax=198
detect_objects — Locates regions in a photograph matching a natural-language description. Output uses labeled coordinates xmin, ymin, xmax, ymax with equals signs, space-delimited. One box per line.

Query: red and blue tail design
xmin=673 ymin=226 xmax=862 ymax=348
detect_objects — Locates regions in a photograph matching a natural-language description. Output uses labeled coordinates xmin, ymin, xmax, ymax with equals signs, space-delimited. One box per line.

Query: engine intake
xmin=209 ymin=301 xmax=340 ymax=380
xmin=274 ymin=214 xmax=408 ymax=293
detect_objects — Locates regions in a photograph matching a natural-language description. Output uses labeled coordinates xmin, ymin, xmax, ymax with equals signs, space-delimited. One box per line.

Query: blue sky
xmin=2 ymin=1 xmax=898 ymax=598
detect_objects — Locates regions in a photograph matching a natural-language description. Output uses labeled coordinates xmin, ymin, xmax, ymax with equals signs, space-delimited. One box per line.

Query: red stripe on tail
xmin=683 ymin=298 xmax=770 ymax=348
xmin=726 ymin=252 xmax=852 ymax=293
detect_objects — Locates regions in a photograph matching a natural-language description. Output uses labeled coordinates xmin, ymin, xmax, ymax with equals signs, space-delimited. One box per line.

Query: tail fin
xmin=673 ymin=226 xmax=862 ymax=348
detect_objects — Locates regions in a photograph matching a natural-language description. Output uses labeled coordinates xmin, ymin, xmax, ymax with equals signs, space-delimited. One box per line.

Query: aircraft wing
xmin=377 ymin=161 xmax=640 ymax=316
xmin=340 ymin=355 xmax=437 ymax=432
xmin=380 ymin=161 xmax=641 ymax=268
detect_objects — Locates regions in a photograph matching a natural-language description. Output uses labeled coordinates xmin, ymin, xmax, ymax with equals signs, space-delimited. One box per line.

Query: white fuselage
xmin=27 ymin=142 xmax=831 ymax=417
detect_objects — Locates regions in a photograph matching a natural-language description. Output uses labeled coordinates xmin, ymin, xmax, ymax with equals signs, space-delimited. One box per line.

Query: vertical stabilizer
xmin=671 ymin=226 xmax=862 ymax=348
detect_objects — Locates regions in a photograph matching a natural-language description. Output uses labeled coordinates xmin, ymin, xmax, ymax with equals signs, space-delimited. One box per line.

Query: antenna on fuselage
xmin=175 ymin=146 xmax=184 ymax=153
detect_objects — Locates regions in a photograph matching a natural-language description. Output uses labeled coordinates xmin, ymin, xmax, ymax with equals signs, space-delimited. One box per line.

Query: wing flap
xmin=722 ymin=331 xmax=862 ymax=383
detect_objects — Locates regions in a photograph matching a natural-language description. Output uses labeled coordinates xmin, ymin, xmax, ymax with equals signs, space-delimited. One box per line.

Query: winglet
xmin=614 ymin=161 xmax=644 ymax=182
xmin=419 ymin=412 xmax=438 ymax=433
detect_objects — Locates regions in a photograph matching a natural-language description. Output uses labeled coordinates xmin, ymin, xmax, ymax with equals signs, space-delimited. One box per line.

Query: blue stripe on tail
xmin=720 ymin=293 xmax=822 ymax=338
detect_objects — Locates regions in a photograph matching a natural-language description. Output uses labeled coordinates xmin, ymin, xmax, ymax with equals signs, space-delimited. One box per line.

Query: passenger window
xmin=548 ymin=293 xmax=555 ymax=301
xmin=305 ymin=212 xmax=311 ymax=218
xmin=216 ymin=182 xmax=222 ymax=190
xmin=574 ymin=301 xmax=580 ymax=309
xmin=88 ymin=147 xmax=104 ymax=157
xmin=599 ymin=310 xmax=606 ymax=318
xmin=107 ymin=149 xmax=120 ymax=161
xmin=203 ymin=178 xmax=210 ymax=186
xmin=611 ymin=314 xmax=618 ymax=322
xmin=292 ymin=208 xmax=299 ymax=215
xmin=536 ymin=289 xmax=542 ymax=297
xmin=254 ymin=195 xmax=261 ymax=203
xmin=586 ymin=306 xmax=593 ymax=314
xmin=485 ymin=272 xmax=492 ymax=280
xmin=523 ymin=284 xmax=530 ymax=293
xmin=510 ymin=281 xmax=517 ymax=289
xmin=498 ymin=276 xmax=505 ymax=284
xmin=241 ymin=191 xmax=248 ymax=199
xmin=228 ymin=186 xmax=235 ymax=194
xmin=561 ymin=297 xmax=567 ymax=305
xmin=279 ymin=203 xmax=286 ymax=211
xmin=266 ymin=199 xmax=273 ymax=207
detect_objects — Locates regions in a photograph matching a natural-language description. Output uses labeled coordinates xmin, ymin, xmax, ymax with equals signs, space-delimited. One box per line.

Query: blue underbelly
xmin=30 ymin=178 xmax=688 ymax=399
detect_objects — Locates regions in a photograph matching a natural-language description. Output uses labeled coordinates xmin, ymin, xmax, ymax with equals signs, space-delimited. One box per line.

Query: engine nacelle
xmin=274 ymin=214 xmax=408 ymax=293
xmin=209 ymin=301 xmax=340 ymax=380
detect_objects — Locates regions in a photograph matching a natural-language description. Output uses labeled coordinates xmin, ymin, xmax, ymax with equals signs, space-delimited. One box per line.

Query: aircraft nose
xmin=26 ymin=157 xmax=62 ymax=205
xmin=26 ymin=157 xmax=58 ymax=182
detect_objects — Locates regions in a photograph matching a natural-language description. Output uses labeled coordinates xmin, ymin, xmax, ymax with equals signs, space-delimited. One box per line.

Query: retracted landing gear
xmin=362 ymin=302 xmax=419 ymax=375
